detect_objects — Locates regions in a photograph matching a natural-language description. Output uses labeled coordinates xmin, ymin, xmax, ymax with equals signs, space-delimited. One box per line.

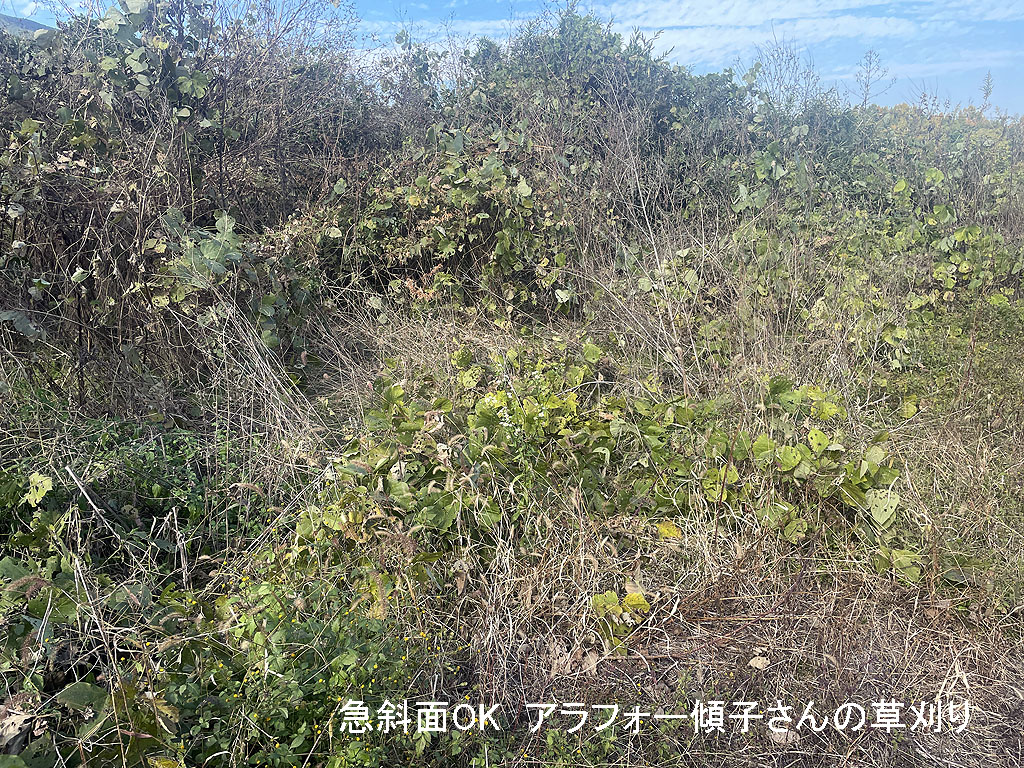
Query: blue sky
xmin=6 ymin=0 xmax=1023 ymax=113
xmin=357 ymin=0 xmax=1024 ymax=114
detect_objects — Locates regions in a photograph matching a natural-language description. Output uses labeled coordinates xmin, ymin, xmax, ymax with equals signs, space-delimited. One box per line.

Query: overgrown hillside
xmin=1 ymin=1 xmax=1023 ymax=766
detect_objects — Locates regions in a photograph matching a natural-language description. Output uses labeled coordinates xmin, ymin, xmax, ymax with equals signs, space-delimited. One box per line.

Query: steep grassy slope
xmin=1 ymin=3 xmax=1023 ymax=767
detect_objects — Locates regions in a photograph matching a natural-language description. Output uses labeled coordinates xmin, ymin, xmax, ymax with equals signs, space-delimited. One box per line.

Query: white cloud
xmin=830 ymin=47 xmax=1024 ymax=80
xmin=359 ymin=0 xmax=1022 ymax=68
xmin=587 ymin=0 xmax=889 ymax=30
xmin=648 ymin=14 xmax=927 ymax=66
xmin=924 ymin=0 xmax=1024 ymax=23
xmin=587 ymin=0 xmax=1024 ymax=30
xmin=564 ymin=0 xmax=1024 ymax=85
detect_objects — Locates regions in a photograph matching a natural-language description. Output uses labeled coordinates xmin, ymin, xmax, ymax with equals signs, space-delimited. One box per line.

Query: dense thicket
xmin=3 ymin=0 xmax=1019 ymax=378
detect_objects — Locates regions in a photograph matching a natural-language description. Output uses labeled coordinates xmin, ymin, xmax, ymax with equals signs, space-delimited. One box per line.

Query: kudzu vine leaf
xmin=860 ymin=444 xmax=886 ymax=477
xmin=782 ymin=518 xmax=808 ymax=543
xmin=776 ymin=446 xmax=801 ymax=472
xmin=890 ymin=549 xmax=922 ymax=581
xmin=866 ymin=488 xmax=899 ymax=528
xmin=807 ymin=428 xmax=828 ymax=454
xmin=622 ymin=591 xmax=650 ymax=615
xmin=0 ymin=310 xmax=44 ymax=340
xmin=591 ymin=591 xmax=619 ymax=617
xmin=21 ymin=473 xmax=52 ymax=507
xmin=56 ymin=682 xmax=108 ymax=712
xmin=752 ymin=434 xmax=776 ymax=464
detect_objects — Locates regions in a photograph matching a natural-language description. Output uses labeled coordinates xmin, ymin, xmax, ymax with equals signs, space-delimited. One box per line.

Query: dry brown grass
xmin=285 ymin=219 xmax=1024 ymax=766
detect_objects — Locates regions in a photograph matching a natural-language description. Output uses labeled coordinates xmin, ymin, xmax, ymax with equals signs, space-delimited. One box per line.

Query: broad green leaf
xmin=890 ymin=549 xmax=922 ymax=581
xmin=782 ymin=518 xmax=808 ymax=543
xmin=622 ymin=592 xmax=650 ymax=615
xmin=866 ymin=488 xmax=899 ymax=528
xmin=458 ymin=365 xmax=484 ymax=389
xmin=22 ymin=473 xmax=52 ymax=507
xmin=591 ymin=591 xmax=619 ymax=617
xmin=752 ymin=434 xmax=776 ymax=464
xmin=0 ymin=557 xmax=30 ymax=581
xmin=776 ymin=446 xmax=801 ymax=472
xmin=0 ymin=310 xmax=44 ymax=340
xmin=56 ymin=682 xmax=108 ymax=711
xmin=807 ymin=429 xmax=828 ymax=454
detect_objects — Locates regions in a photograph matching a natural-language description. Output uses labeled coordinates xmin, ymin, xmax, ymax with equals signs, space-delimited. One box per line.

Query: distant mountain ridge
xmin=0 ymin=12 xmax=49 ymax=37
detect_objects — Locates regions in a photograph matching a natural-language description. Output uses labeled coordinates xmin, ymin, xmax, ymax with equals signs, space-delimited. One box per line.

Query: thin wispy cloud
xmin=829 ymin=47 xmax=1024 ymax=81
xmin=588 ymin=0 xmax=890 ymax=30
xmin=580 ymin=0 xmax=1012 ymax=67
xmin=568 ymin=0 xmax=1024 ymax=109
xmin=645 ymin=15 xmax=929 ymax=67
